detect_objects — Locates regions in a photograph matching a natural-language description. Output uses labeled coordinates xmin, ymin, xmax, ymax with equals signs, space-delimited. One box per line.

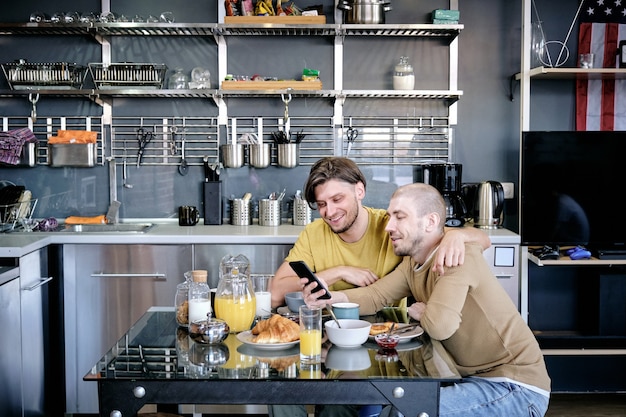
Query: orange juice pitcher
xmin=214 ymin=255 xmax=255 ymax=333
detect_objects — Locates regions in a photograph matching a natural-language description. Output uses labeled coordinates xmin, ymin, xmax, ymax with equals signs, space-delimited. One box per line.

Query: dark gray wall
xmin=1 ymin=0 xmax=578 ymax=232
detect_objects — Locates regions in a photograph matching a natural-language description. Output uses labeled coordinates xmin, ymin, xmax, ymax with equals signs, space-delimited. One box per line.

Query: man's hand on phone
xmin=301 ymin=278 xmax=349 ymax=307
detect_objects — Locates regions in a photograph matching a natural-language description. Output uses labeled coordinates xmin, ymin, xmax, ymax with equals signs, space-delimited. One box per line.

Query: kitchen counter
xmin=0 ymin=222 xmax=519 ymax=257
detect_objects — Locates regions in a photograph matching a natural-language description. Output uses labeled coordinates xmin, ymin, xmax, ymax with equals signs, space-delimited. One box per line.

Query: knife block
xmin=203 ymin=181 xmax=222 ymax=225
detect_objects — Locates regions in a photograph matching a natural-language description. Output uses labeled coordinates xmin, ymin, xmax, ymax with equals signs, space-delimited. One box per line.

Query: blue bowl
xmin=285 ymin=291 xmax=306 ymax=313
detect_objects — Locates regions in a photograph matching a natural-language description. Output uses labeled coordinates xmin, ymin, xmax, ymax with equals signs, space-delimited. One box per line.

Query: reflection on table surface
xmin=85 ymin=308 xmax=460 ymax=382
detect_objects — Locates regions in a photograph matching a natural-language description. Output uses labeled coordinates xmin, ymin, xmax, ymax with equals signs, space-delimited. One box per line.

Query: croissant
xmin=252 ymin=315 xmax=300 ymax=344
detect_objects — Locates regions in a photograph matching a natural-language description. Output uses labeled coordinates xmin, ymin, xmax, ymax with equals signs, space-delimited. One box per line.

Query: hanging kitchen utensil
xmin=281 ymin=90 xmax=292 ymax=137
xmin=168 ymin=125 xmax=178 ymax=156
xmin=345 ymin=118 xmax=359 ymax=157
xmin=136 ymin=127 xmax=154 ymax=167
xmin=122 ymin=137 xmax=133 ymax=188
xmin=123 ymin=158 xmax=133 ymax=189
xmin=28 ymin=93 xmax=39 ymax=123
xmin=178 ymin=128 xmax=188 ymax=176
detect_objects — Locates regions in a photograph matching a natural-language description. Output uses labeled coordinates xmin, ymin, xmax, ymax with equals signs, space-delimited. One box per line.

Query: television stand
xmin=595 ymin=249 xmax=626 ymax=260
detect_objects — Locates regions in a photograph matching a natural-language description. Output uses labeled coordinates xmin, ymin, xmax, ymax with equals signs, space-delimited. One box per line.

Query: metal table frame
xmin=97 ymin=378 xmax=440 ymax=417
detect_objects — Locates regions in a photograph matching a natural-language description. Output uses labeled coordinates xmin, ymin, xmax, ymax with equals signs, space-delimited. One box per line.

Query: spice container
xmin=393 ymin=56 xmax=415 ymax=90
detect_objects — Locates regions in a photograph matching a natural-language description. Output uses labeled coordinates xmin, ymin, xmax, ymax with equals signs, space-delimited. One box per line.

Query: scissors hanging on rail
xmin=136 ymin=127 xmax=154 ymax=167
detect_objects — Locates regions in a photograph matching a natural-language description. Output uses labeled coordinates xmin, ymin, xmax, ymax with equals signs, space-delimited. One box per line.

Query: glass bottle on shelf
xmin=188 ymin=270 xmax=211 ymax=325
xmin=168 ymin=68 xmax=189 ymax=89
xmin=393 ymin=56 xmax=415 ymax=90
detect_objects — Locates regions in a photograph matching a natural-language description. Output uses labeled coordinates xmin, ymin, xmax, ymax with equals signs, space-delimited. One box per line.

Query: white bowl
xmin=324 ymin=319 xmax=371 ymax=348
xmin=325 ymin=345 xmax=371 ymax=371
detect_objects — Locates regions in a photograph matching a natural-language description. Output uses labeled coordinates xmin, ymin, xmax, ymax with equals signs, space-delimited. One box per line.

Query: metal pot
xmin=338 ymin=0 xmax=392 ymax=24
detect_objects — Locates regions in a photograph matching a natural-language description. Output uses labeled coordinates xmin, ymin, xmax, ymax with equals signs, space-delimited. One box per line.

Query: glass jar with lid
xmin=175 ymin=270 xmax=193 ymax=327
xmin=393 ymin=56 xmax=415 ymax=90
xmin=188 ymin=270 xmax=212 ymax=325
xmin=168 ymin=67 xmax=189 ymax=89
xmin=190 ymin=66 xmax=211 ymax=89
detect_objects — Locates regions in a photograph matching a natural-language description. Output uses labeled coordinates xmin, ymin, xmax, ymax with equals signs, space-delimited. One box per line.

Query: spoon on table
xmin=328 ymin=305 xmax=341 ymax=328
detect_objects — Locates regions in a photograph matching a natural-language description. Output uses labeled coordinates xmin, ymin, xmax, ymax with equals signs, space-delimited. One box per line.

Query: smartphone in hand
xmin=289 ymin=260 xmax=331 ymax=300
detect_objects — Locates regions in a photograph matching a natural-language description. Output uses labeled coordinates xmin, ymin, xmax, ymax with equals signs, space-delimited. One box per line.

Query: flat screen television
xmin=521 ymin=131 xmax=626 ymax=255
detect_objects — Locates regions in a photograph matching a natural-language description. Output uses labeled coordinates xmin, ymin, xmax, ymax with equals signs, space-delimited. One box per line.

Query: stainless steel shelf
xmin=0 ymin=89 xmax=462 ymax=101
xmin=527 ymin=252 xmax=626 ymax=266
xmin=0 ymin=22 xmax=462 ymax=39
xmin=515 ymin=66 xmax=626 ymax=81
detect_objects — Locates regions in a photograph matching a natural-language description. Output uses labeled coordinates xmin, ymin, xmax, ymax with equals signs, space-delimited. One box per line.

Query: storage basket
xmin=89 ymin=63 xmax=168 ymax=89
xmin=1 ymin=61 xmax=87 ymax=90
xmin=0 ymin=198 xmax=37 ymax=232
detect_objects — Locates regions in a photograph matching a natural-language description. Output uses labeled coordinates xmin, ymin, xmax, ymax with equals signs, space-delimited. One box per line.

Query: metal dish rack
xmin=0 ymin=198 xmax=37 ymax=232
xmin=1 ymin=61 xmax=87 ymax=90
xmin=89 ymin=63 xmax=168 ymax=89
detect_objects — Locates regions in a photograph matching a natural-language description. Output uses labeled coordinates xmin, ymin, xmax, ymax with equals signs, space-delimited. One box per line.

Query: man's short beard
xmin=331 ymin=200 xmax=359 ymax=234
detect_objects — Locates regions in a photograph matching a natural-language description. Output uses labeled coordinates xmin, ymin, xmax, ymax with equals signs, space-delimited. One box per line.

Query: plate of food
xmin=236 ymin=314 xmax=301 ymax=350
xmin=368 ymin=322 xmax=424 ymax=344
xmin=237 ymin=343 xmax=300 ymax=358
xmin=236 ymin=331 xmax=299 ymax=350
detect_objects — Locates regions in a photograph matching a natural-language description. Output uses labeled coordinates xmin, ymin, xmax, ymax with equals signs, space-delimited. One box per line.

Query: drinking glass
xmin=251 ymin=274 xmax=272 ymax=318
xmin=299 ymin=305 xmax=322 ymax=363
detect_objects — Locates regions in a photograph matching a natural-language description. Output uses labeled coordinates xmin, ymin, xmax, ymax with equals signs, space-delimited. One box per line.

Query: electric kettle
xmin=473 ymin=181 xmax=505 ymax=229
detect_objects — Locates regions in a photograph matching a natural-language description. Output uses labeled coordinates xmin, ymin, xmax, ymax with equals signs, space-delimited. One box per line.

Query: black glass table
xmin=85 ymin=307 xmax=460 ymax=417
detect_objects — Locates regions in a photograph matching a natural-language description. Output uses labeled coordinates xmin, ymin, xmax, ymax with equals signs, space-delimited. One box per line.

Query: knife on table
xmin=389 ymin=323 xmax=421 ymax=335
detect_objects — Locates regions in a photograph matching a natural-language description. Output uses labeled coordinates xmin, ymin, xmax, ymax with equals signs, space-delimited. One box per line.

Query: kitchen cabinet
xmin=62 ymin=244 xmax=192 ymax=414
xmin=0 ymin=248 xmax=59 ymax=417
xmin=517 ymin=2 xmax=626 ymax=392
xmin=19 ymin=247 xmax=59 ymax=417
xmin=0 ymin=260 xmax=21 ymax=417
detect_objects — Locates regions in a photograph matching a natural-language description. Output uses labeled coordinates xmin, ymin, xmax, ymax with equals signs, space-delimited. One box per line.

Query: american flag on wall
xmin=576 ymin=0 xmax=626 ymax=130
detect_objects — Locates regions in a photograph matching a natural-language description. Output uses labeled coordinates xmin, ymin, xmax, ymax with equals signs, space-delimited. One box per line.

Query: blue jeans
xmin=439 ymin=378 xmax=549 ymax=417
xmin=380 ymin=378 xmax=549 ymax=417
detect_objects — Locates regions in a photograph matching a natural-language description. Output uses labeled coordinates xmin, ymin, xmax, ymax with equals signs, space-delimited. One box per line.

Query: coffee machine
xmin=413 ymin=163 xmax=468 ymax=227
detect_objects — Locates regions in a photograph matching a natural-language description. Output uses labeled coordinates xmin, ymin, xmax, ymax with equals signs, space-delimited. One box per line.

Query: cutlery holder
xmin=259 ymin=199 xmax=281 ymax=226
xmin=277 ymin=143 xmax=299 ymax=168
xmin=230 ymin=198 xmax=252 ymax=225
xmin=293 ymin=199 xmax=312 ymax=226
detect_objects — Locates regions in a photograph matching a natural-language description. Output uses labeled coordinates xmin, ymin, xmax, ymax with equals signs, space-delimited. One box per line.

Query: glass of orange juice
xmin=299 ymin=305 xmax=322 ymax=363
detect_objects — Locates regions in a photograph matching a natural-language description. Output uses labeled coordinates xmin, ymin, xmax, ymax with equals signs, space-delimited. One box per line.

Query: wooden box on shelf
xmin=223 ymin=16 xmax=326 ymax=24
xmin=221 ymin=80 xmax=322 ymax=90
